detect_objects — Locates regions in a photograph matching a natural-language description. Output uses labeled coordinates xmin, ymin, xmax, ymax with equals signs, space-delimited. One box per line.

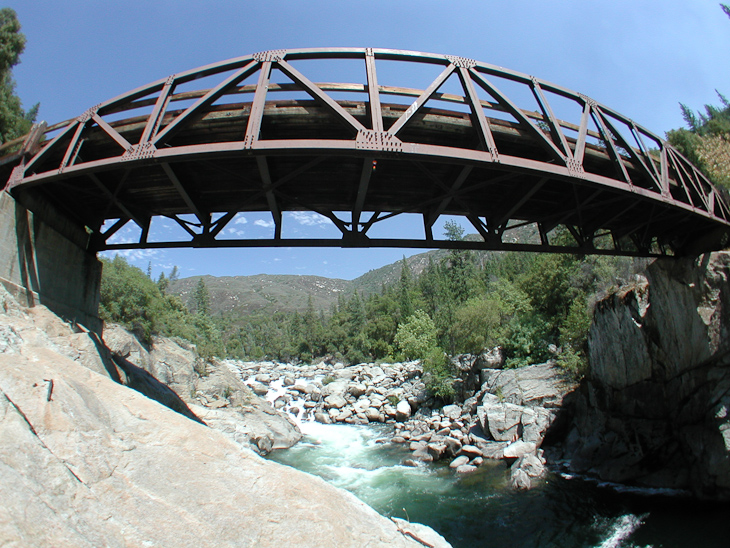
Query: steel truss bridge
xmin=2 ymin=47 xmax=729 ymax=256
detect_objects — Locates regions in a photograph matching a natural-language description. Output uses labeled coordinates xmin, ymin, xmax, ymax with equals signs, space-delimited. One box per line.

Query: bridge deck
xmin=2 ymin=48 xmax=728 ymax=256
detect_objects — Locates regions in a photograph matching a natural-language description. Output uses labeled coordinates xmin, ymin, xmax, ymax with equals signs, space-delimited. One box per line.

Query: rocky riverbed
xmin=225 ymin=355 xmax=576 ymax=490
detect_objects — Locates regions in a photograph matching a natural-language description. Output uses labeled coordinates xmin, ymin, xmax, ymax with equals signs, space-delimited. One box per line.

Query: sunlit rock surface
xmin=0 ymin=287 xmax=449 ymax=547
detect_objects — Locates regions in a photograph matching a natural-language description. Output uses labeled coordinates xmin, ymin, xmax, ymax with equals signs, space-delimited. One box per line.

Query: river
xmin=267 ymin=421 xmax=729 ymax=548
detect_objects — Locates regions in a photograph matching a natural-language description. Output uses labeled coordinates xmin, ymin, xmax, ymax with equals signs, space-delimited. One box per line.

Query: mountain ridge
xmin=168 ymin=249 xmax=446 ymax=316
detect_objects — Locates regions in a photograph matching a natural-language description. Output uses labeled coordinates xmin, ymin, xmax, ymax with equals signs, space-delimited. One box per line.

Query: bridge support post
xmin=0 ymin=189 xmax=102 ymax=332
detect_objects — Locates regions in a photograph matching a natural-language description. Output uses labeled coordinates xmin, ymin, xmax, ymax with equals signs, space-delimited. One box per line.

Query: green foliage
xmin=0 ymin=8 xmax=37 ymax=145
xmin=99 ymin=256 xmax=222 ymax=356
xmin=179 ymin=229 xmax=642 ymax=381
xmin=451 ymin=295 xmax=500 ymax=353
xmin=192 ymin=278 xmax=211 ymax=316
xmin=394 ymin=309 xmax=438 ymax=361
xmin=422 ymin=347 xmax=455 ymax=401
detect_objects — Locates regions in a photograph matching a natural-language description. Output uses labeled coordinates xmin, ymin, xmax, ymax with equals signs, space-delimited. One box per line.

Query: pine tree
xmin=0 ymin=8 xmax=37 ymax=145
xmin=192 ymin=278 xmax=211 ymax=316
xmin=398 ymin=256 xmax=414 ymax=319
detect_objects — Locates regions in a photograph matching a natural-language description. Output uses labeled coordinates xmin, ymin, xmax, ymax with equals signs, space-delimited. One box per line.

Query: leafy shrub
xmin=99 ymin=256 xmax=223 ymax=356
xmin=422 ymin=348 xmax=455 ymax=401
xmin=394 ymin=309 xmax=438 ymax=361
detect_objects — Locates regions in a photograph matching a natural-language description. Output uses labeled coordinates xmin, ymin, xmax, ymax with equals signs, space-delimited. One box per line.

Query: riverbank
xmin=267 ymin=420 xmax=730 ymax=548
xmin=0 ymin=285 xmax=450 ymax=548
xmin=224 ymin=355 xmax=576 ymax=490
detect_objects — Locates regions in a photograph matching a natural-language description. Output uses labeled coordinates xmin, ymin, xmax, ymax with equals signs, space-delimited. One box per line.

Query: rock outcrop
xmin=103 ymin=324 xmax=301 ymax=454
xmin=392 ymin=361 xmax=576 ymax=489
xmin=229 ymin=360 xmax=429 ymax=426
xmin=0 ymin=286 xmax=449 ymax=547
xmin=561 ymin=251 xmax=730 ymax=499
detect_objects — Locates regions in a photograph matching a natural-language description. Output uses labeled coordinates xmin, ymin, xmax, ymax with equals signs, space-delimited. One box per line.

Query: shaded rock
xmin=348 ymin=383 xmax=367 ymax=397
xmin=564 ymin=252 xmax=730 ymax=499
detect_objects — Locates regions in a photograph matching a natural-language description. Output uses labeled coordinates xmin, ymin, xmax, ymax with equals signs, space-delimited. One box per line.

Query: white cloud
xmin=254 ymin=219 xmax=275 ymax=228
xmin=100 ymin=249 xmax=160 ymax=263
xmin=288 ymin=211 xmax=330 ymax=227
xmin=234 ymin=215 xmax=248 ymax=225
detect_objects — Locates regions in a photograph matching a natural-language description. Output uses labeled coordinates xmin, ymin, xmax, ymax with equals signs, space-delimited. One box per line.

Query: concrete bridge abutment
xmin=0 ymin=189 xmax=102 ymax=332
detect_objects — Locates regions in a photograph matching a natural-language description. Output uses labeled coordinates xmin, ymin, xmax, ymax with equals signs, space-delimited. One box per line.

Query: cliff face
xmin=0 ymin=286 xmax=449 ymax=547
xmin=563 ymin=252 xmax=730 ymax=499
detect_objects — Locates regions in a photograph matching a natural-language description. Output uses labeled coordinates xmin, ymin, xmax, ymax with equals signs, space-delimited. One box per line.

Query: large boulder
xmin=0 ymin=287 xmax=300 ymax=456
xmin=564 ymin=252 xmax=730 ymax=499
xmin=479 ymin=362 xmax=576 ymax=408
xmin=0 ymin=349 xmax=448 ymax=547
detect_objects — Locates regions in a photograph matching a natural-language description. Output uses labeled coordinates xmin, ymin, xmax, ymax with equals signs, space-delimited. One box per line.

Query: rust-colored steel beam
xmin=2 ymin=47 xmax=728 ymax=257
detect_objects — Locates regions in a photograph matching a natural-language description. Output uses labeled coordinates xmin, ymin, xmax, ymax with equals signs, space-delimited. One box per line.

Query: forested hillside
xmin=99 ymin=223 xmax=646 ymax=392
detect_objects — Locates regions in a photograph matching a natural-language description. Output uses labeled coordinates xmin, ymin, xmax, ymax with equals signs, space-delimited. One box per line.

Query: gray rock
xmin=366 ymin=407 xmax=383 ymax=422
xmin=455 ymin=464 xmax=477 ymax=474
xmin=480 ymin=362 xmax=576 ymax=408
xmin=315 ymin=411 xmax=332 ymax=424
xmin=510 ymin=467 xmax=532 ymax=490
xmin=503 ymin=441 xmax=537 ymax=459
xmin=515 ymin=453 xmax=545 ymax=478
xmin=479 ymin=441 xmax=509 ymax=459
xmin=396 ymin=400 xmax=412 ymax=421
xmin=391 ymin=518 xmax=451 ymax=548
xmin=479 ymin=402 xmax=523 ymax=441
xmin=449 ymin=455 xmax=470 ymax=469
xmin=324 ymin=394 xmax=348 ymax=409
xmin=442 ymin=404 xmax=461 ymax=420
xmin=321 ymin=380 xmax=349 ymax=398
xmin=0 ymin=348 xmax=447 ymax=547
xmin=459 ymin=445 xmax=483 ymax=458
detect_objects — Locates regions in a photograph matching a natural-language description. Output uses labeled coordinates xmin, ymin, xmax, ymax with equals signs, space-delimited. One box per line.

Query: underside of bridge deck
xmin=2 ymin=48 xmax=729 ymax=257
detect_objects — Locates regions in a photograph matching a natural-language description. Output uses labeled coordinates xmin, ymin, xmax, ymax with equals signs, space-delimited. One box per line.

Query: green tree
xmin=0 ymin=8 xmax=37 ymax=145
xmin=192 ymin=277 xmax=211 ymax=316
xmin=397 ymin=256 xmax=415 ymax=319
xmin=98 ymin=256 xmax=222 ymax=357
xmin=394 ymin=309 xmax=438 ymax=361
xmin=666 ymin=5 xmax=730 ymax=187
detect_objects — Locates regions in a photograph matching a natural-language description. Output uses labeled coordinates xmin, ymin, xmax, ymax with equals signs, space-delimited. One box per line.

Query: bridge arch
xmin=1 ymin=48 xmax=729 ymax=330
xmin=3 ymin=47 xmax=729 ymax=258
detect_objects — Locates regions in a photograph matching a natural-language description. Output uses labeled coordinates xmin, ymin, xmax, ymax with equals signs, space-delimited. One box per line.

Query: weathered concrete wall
xmin=0 ymin=190 xmax=101 ymax=331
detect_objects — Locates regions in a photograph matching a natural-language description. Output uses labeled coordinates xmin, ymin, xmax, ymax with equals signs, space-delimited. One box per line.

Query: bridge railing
xmin=2 ymin=48 xmax=728 ymax=256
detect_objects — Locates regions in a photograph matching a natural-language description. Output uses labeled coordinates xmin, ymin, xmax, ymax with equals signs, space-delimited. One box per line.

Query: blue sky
xmin=10 ymin=0 xmax=730 ymax=280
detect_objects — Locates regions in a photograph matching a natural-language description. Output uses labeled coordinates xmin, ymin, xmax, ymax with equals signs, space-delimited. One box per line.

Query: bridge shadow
xmin=11 ymin=196 xmax=102 ymax=332
xmin=85 ymin=328 xmax=204 ymax=424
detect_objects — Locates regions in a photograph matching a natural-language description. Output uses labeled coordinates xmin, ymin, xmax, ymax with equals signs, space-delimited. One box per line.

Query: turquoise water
xmin=267 ymin=422 xmax=730 ymax=548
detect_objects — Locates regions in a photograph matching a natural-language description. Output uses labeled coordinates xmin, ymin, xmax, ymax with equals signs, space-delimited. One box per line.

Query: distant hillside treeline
xmin=99 ymin=225 xmax=645 ymax=384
